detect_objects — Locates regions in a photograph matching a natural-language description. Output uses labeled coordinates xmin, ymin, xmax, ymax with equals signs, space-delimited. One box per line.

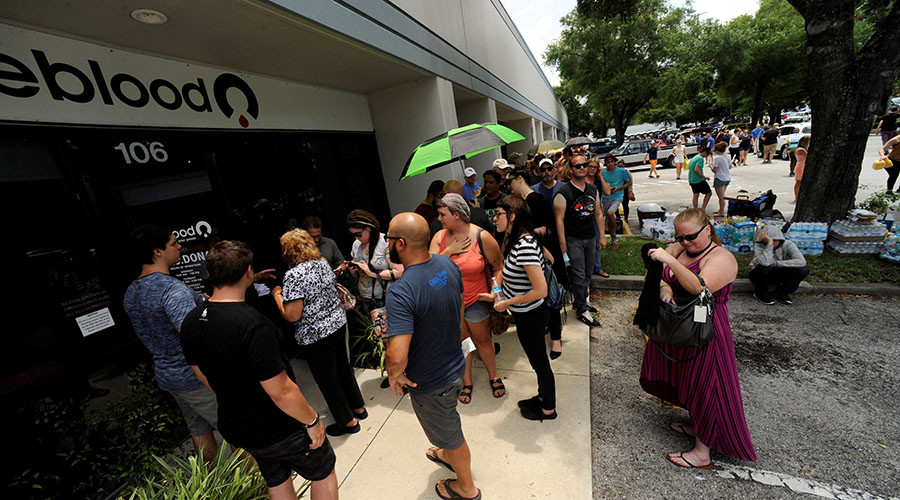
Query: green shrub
xmin=121 ymin=443 xmax=309 ymax=500
xmin=8 ymin=363 xmax=187 ymax=499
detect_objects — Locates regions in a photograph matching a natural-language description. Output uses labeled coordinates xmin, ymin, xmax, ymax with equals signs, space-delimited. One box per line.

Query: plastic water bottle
xmin=491 ymin=277 xmax=503 ymax=303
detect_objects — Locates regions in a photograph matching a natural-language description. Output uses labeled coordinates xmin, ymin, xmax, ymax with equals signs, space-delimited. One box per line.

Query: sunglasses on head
xmin=570 ymin=162 xmax=587 ymax=170
xmin=674 ymin=223 xmax=708 ymax=243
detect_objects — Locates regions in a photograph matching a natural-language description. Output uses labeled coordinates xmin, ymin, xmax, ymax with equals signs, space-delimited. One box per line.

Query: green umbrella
xmin=399 ymin=123 xmax=526 ymax=180
xmin=527 ymin=139 xmax=566 ymax=156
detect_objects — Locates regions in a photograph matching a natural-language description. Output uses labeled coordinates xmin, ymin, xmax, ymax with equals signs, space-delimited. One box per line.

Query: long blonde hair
xmin=674 ymin=208 xmax=720 ymax=244
xmin=280 ymin=229 xmax=322 ymax=266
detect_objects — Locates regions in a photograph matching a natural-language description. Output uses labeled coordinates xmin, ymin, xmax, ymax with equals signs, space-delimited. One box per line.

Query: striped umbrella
xmin=399 ymin=123 xmax=526 ymax=180
xmin=527 ymin=139 xmax=566 ymax=156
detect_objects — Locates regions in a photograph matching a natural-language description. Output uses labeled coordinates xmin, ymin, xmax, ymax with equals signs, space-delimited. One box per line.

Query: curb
xmin=591 ymin=275 xmax=900 ymax=297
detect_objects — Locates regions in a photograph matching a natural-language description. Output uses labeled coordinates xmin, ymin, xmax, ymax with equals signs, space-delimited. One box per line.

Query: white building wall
xmin=456 ymin=97 xmax=499 ymax=176
xmin=388 ymin=0 xmax=566 ymax=129
xmin=368 ymin=77 xmax=461 ymax=215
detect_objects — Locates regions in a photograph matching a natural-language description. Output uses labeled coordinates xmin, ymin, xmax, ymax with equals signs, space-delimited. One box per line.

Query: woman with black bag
xmin=639 ymin=208 xmax=756 ymax=468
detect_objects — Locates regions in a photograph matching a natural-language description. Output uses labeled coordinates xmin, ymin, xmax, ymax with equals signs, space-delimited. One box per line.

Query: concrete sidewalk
xmin=288 ymin=312 xmax=594 ymax=499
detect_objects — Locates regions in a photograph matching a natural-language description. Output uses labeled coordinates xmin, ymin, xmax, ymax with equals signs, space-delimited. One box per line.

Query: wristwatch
xmin=304 ymin=413 xmax=320 ymax=428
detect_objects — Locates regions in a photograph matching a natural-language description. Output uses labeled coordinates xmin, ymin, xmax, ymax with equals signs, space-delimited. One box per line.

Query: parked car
xmin=588 ymin=138 xmax=617 ymax=156
xmin=755 ymin=123 xmax=810 ymax=160
xmin=783 ymin=111 xmax=810 ymax=123
xmin=609 ymin=139 xmax=699 ymax=169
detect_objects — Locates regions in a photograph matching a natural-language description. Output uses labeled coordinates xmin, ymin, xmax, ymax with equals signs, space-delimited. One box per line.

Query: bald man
xmin=429 ymin=181 xmax=492 ymax=237
xmin=383 ymin=213 xmax=480 ymax=500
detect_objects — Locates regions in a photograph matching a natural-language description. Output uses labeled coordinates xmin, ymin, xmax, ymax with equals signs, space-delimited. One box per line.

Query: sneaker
xmin=775 ymin=293 xmax=794 ymax=305
xmin=517 ymin=395 xmax=542 ymax=409
xmin=520 ymin=405 xmax=557 ymax=421
xmin=611 ymin=241 xmax=619 ymax=251
xmin=754 ymin=292 xmax=775 ymax=305
xmin=789 ymin=172 xmax=795 ymax=177
xmin=578 ymin=310 xmax=601 ymax=327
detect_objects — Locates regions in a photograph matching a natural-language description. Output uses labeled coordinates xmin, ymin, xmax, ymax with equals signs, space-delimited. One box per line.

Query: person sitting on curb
xmin=749 ymin=226 xmax=808 ymax=305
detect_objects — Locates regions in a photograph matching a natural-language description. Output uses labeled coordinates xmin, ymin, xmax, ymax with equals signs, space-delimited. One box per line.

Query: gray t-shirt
xmin=282 ymin=259 xmax=348 ymax=345
xmin=124 ymin=272 xmax=203 ymax=392
xmin=385 ymin=255 xmax=465 ymax=392
xmin=317 ymin=236 xmax=344 ymax=270
xmin=713 ymin=153 xmax=732 ymax=182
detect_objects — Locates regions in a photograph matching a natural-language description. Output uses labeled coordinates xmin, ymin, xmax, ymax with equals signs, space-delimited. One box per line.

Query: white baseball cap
xmin=463 ymin=167 xmax=477 ymax=177
xmin=492 ymin=158 xmax=512 ymax=170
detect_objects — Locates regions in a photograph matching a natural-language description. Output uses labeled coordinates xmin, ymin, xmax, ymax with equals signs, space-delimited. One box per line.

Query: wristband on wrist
xmin=304 ymin=413 xmax=320 ymax=428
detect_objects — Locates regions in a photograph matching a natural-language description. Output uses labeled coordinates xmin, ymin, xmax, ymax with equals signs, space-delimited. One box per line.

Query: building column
xmin=456 ymin=97 xmax=498 ymax=176
xmin=505 ymin=117 xmax=535 ymax=158
xmin=534 ymin=119 xmax=544 ymax=144
xmin=369 ymin=77 xmax=459 ymax=214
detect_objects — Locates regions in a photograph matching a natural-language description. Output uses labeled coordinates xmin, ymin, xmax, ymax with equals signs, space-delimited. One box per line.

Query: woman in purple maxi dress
xmin=641 ymin=208 xmax=757 ymax=468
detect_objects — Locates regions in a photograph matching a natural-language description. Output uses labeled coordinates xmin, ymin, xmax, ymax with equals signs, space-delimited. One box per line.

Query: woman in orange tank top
xmin=430 ymin=193 xmax=505 ymax=404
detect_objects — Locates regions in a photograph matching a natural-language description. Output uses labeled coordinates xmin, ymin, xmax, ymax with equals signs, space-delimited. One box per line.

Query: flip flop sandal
xmin=489 ymin=378 xmax=506 ymax=398
xmin=435 ymin=479 xmax=481 ymax=500
xmin=598 ymin=271 xmax=610 ymax=278
xmin=669 ymin=422 xmax=693 ymax=437
xmin=426 ymin=447 xmax=454 ymax=472
xmin=458 ymin=385 xmax=473 ymax=405
xmin=666 ymin=452 xmax=716 ymax=469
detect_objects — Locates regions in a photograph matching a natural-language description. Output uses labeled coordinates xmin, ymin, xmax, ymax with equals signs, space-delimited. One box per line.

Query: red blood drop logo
xmin=238 ymin=114 xmax=249 ymax=128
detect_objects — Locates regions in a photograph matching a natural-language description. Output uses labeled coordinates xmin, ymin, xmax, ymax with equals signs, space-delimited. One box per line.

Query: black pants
xmin=622 ymin=195 xmax=631 ymax=222
xmin=749 ymin=265 xmax=809 ymax=296
xmin=300 ymin=327 xmax=365 ymax=427
xmin=513 ymin=306 xmax=555 ymax=410
xmin=886 ymin=163 xmax=900 ymax=192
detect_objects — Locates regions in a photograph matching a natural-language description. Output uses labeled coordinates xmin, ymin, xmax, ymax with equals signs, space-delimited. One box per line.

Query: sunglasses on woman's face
xmin=351 ymin=231 xmax=364 ymax=238
xmin=674 ymin=224 xmax=707 ymax=243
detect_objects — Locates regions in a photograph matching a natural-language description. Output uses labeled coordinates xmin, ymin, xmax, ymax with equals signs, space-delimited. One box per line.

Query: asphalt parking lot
xmin=588 ymin=290 xmax=900 ymax=499
xmin=622 ymin=135 xmax=889 ymax=224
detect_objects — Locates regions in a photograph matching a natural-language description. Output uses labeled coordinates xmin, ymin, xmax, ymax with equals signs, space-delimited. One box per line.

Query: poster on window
xmin=170 ymin=219 xmax=217 ymax=293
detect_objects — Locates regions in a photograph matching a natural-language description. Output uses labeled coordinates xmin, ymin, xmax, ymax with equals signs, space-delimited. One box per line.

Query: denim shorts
xmin=600 ymin=198 xmax=621 ymax=215
xmin=169 ymin=386 xmax=218 ymax=436
xmin=410 ymin=375 xmax=465 ymax=450
xmin=464 ymin=300 xmax=491 ymax=323
xmin=244 ymin=429 xmax=336 ymax=487
xmin=713 ymin=178 xmax=730 ymax=189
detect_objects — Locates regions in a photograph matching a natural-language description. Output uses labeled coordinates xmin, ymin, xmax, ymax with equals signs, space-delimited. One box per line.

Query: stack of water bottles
xmin=714 ymin=217 xmax=756 ymax=253
xmin=785 ymin=221 xmax=828 ymax=256
xmin=827 ymin=220 xmax=887 ymax=254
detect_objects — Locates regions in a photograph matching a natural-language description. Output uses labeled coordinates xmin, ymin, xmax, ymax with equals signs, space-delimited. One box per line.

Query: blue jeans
xmin=593 ymin=220 xmax=603 ymax=273
xmin=566 ymin=237 xmax=595 ymax=314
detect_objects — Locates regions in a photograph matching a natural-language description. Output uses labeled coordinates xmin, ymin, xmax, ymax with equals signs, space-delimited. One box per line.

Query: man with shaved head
xmin=384 ymin=213 xmax=480 ymax=499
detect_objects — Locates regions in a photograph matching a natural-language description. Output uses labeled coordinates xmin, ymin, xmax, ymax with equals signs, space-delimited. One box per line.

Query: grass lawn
xmin=601 ymin=235 xmax=900 ymax=284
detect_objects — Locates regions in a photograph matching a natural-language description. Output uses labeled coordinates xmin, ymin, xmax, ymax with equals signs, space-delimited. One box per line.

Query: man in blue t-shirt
xmin=600 ymin=154 xmax=633 ymax=250
xmin=530 ymin=157 xmax=562 ymax=204
xmin=123 ymin=224 xmax=218 ymax=460
xmin=384 ymin=213 xmax=480 ymax=500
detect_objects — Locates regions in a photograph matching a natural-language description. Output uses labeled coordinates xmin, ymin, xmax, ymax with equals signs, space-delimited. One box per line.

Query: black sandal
xmin=458 ymin=385 xmax=473 ymax=404
xmin=489 ymin=378 xmax=506 ymax=398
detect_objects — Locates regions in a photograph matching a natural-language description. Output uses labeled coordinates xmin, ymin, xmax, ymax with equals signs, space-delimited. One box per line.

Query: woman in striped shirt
xmin=481 ymin=196 xmax=555 ymax=421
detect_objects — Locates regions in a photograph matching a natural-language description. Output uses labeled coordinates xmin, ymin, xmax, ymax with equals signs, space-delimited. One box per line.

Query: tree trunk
xmin=790 ymin=0 xmax=900 ymax=222
xmin=750 ymin=81 xmax=765 ymax=127
xmin=613 ymin=110 xmax=627 ymax=146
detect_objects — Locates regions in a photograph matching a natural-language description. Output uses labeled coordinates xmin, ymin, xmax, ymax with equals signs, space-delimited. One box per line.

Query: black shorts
xmin=690 ymin=180 xmax=711 ymax=194
xmin=244 ymin=429 xmax=336 ymax=487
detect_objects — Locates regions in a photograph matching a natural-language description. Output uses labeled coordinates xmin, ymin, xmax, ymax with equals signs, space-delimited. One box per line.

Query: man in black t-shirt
xmin=553 ymin=155 xmax=607 ymax=327
xmin=877 ymin=107 xmax=899 ymax=144
xmin=180 ymin=241 xmax=337 ymax=500
xmin=762 ymin=124 xmax=781 ymax=164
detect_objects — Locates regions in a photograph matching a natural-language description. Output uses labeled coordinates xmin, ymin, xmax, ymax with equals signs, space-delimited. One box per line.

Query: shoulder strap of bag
xmin=476 ymin=228 xmax=491 ymax=290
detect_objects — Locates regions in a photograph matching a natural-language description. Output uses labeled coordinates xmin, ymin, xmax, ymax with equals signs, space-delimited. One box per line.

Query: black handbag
xmin=645 ymin=274 xmax=715 ymax=363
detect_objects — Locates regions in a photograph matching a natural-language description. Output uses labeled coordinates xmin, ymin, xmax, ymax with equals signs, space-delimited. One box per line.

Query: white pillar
xmin=456 ymin=97 xmax=498 ymax=176
xmin=505 ymin=117 xmax=535 ymax=158
xmin=369 ymin=77 xmax=460 ymax=214
xmin=535 ymin=119 xmax=544 ymax=143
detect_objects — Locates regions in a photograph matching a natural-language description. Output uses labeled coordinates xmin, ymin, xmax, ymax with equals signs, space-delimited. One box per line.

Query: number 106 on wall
xmin=113 ymin=141 xmax=168 ymax=164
